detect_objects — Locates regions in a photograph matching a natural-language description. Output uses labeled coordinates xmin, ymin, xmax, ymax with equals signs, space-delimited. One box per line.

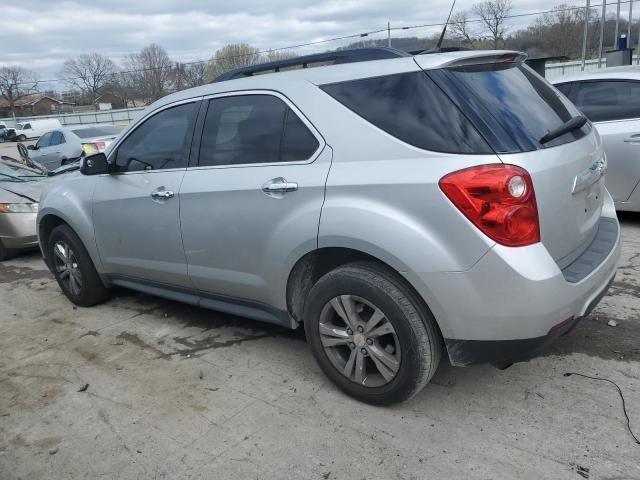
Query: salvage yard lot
xmin=1 ymin=215 xmax=639 ymax=480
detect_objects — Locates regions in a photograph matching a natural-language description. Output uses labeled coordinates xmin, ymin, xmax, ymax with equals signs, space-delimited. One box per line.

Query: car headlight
xmin=0 ymin=203 xmax=39 ymax=213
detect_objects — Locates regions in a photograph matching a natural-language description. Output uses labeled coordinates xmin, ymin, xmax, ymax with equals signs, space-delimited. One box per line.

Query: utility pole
xmin=581 ymin=0 xmax=591 ymax=70
xmin=628 ymin=0 xmax=633 ymax=40
xmin=614 ymin=0 xmax=621 ymax=46
xmin=387 ymin=22 xmax=391 ymax=48
xmin=597 ymin=0 xmax=606 ymax=68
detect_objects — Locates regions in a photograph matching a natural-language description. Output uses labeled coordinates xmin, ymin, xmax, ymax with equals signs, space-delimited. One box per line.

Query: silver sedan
xmin=0 ymin=159 xmax=78 ymax=260
xmin=552 ymin=66 xmax=640 ymax=212
xmin=27 ymin=125 xmax=122 ymax=171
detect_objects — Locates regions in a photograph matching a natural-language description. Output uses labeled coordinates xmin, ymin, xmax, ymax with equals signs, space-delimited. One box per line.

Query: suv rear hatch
xmin=416 ymin=54 xmax=606 ymax=264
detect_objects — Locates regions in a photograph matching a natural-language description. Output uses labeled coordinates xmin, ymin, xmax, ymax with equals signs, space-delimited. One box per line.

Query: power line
xmin=9 ymin=0 xmax=640 ymax=87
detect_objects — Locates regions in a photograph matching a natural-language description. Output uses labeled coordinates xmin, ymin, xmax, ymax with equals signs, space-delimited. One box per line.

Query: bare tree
xmin=449 ymin=11 xmax=475 ymax=46
xmin=61 ymin=53 xmax=117 ymax=102
xmin=264 ymin=49 xmax=297 ymax=62
xmin=173 ymin=62 xmax=209 ymax=91
xmin=472 ymin=0 xmax=513 ymax=49
xmin=208 ymin=43 xmax=262 ymax=78
xmin=0 ymin=66 xmax=38 ymax=118
xmin=124 ymin=44 xmax=173 ymax=103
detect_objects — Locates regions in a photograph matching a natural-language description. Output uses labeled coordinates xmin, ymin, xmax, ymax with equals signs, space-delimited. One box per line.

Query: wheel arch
xmin=285 ymin=246 xmax=445 ymax=344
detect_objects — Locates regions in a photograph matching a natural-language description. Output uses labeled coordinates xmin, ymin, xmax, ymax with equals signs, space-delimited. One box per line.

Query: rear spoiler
xmin=434 ymin=52 xmax=528 ymax=69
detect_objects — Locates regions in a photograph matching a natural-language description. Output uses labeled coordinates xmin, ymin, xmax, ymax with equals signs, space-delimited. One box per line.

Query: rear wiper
xmin=539 ymin=115 xmax=588 ymax=145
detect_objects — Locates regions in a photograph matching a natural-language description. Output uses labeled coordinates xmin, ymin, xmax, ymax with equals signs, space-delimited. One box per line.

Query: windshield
xmin=72 ymin=126 xmax=121 ymax=138
xmin=427 ymin=63 xmax=590 ymax=153
xmin=0 ymin=161 xmax=46 ymax=182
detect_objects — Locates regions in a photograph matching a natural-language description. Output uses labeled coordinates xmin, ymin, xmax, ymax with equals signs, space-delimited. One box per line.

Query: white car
xmin=552 ymin=66 xmax=640 ymax=212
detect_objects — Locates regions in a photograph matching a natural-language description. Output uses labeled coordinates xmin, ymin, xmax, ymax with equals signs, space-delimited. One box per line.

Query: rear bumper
xmin=0 ymin=212 xmax=38 ymax=249
xmin=403 ymin=209 xmax=620 ymax=367
xmin=443 ymin=274 xmax=614 ymax=367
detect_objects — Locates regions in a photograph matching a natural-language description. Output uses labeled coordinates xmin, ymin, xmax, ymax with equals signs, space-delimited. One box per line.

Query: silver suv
xmin=37 ymin=48 xmax=620 ymax=404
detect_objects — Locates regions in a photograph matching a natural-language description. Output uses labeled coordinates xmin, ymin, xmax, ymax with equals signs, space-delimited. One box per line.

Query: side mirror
xmin=80 ymin=153 xmax=110 ymax=175
xmin=27 ymin=145 xmax=35 ymax=150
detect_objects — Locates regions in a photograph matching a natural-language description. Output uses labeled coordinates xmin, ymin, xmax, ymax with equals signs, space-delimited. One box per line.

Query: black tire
xmin=16 ymin=135 xmax=26 ymax=142
xmin=48 ymin=224 xmax=110 ymax=307
xmin=60 ymin=159 xmax=68 ymax=166
xmin=0 ymin=240 xmax=15 ymax=261
xmin=304 ymin=261 xmax=442 ymax=405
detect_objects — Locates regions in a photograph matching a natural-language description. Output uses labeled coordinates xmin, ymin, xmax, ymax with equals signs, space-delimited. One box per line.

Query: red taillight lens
xmin=95 ymin=141 xmax=106 ymax=151
xmin=439 ymin=164 xmax=540 ymax=247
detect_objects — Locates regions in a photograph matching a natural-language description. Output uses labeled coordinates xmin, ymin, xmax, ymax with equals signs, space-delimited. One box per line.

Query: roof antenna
xmin=435 ymin=0 xmax=457 ymax=51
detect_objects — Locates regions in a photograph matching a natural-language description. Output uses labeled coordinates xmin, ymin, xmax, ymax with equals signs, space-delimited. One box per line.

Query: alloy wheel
xmin=318 ymin=295 xmax=401 ymax=387
xmin=53 ymin=240 xmax=83 ymax=296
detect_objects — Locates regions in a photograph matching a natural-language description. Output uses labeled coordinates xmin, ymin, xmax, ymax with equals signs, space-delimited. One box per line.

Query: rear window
xmin=428 ymin=63 xmax=589 ymax=152
xmin=72 ymin=126 xmax=122 ymax=138
xmin=321 ymin=72 xmax=492 ymax=154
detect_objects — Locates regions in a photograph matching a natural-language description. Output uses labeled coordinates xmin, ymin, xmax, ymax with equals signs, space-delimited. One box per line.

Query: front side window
xmin=36 ymin=132 xmax=52 ymax=148
xmin=199 ymin=95 xmax=319 ymax=167
xmin=21 ymin=123 xmax=30 ymax=130
xmin=572 ymin=80 xmax=640 ymax=122
xmin=114 ymin=102 xmax=196 ymax=172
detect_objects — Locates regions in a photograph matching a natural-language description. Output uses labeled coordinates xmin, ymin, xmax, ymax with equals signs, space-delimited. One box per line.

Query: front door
xmin=93 ymin=100 xmax=199 ymax=287
xmin=180 ymin=93 xmax=330 ymax=308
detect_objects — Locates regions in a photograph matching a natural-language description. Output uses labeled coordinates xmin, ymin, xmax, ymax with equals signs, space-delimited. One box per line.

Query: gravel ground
xmin=0 ymin=213 xmax=639 ymax=480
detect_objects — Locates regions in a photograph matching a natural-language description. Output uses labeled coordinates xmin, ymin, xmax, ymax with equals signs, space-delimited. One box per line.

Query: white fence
xmin=544 ymin=54 xmax=640 ymax=80
xmin=0 ymin=106 xmax=146 ymax=128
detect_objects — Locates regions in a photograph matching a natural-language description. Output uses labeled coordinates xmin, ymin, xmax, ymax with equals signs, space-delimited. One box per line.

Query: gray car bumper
xmin=0 ymin=212 xmax=38 ymax=249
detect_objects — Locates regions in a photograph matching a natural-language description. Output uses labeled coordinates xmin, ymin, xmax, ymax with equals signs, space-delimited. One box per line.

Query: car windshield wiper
xmin=539 ymin=115 xmax=588 ymax=145
xmin=0 ymin=172 xmax=26 ymax=182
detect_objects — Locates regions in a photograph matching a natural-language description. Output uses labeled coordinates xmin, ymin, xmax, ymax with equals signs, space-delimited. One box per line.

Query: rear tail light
xmin=82 ymin=142 xmax=107 ymax=154
xmin=439 ymin=164 xmax=540 ymax=247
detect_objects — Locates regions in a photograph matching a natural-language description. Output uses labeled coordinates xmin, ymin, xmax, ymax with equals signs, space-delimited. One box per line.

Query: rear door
xmin=419 ymin=58 xmax=605 ymax=264
xmin=569 ymin=79 xmax=640 ymax=202
xmin=93 ymin=100 xmax=199 ymax=287
xmin=179 ymin=92 xmax=329 ymax=307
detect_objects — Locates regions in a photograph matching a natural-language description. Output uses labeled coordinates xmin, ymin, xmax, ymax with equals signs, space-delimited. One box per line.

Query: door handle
xmin=262 ymin=178 xmax=298 ymax=194
xmin=151 ymin=189 xmax=174 ymax=199
xmin=623 ymin=134 xmax=640 ymax=145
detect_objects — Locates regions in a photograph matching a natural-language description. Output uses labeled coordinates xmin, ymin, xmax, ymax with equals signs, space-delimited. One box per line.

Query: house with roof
xmin=0 ymin=95 xmax=75 ymax=118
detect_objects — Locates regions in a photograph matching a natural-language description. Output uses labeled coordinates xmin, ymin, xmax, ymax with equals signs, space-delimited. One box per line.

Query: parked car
xmin=13 ymin=119 xmax=62 ymax=141
xmin=27 ymin=125 xmax=123 ymax=170
xmin=0 ymin=159 xmax=78 ymax=260
xmin=37 ymin=48 xmax=620 ymax=404
xmin=552 ymin=66 xmax=640 ymax=212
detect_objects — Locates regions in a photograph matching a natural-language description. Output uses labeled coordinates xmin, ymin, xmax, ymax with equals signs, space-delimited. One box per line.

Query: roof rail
xmin=211 ymin=47 xmax=409 ymax=83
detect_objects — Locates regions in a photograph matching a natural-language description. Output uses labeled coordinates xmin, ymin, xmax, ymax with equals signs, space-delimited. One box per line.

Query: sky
xmin=3 ymin=0 xmax=635 ymax=85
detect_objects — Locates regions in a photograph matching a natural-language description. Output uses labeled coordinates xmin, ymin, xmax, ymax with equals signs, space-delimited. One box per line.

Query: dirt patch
xmin=0 ymin=263 xmax=51 ymax=284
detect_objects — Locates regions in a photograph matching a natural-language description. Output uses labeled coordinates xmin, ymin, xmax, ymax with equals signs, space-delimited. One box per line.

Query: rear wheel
xmin=304 ymin=262 xmax=442 ymax=405
xmin=48 ymin=225 xmax=110 ymax=307
xmin=16 ymin=134 xmax=26 ymax=142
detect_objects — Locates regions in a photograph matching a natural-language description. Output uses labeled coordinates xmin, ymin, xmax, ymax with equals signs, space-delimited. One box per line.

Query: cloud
xmin=3 ymin=0 xmax=585 ymax=83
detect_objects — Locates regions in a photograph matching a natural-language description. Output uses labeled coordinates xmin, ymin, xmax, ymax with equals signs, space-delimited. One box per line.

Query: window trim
xmin=561 ymin=78 xmax=640 ymax=124
xmin=191 ymin=90 xmax=325 ymax=171
xmin=106 ymin=97 xmax=202 ymax=175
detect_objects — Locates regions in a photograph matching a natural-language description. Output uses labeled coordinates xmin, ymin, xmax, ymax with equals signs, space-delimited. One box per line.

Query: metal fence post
xmin=597 ymin=0 xmax=606 ymax=68
xmin=582 ymin=0 xmax=591 ymax=70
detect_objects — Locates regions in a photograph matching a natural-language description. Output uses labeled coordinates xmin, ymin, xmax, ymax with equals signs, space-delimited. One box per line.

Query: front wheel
xmin=304 ymin=262 xmax=442 ymax=405
xmin=16 ymin=135 xmax=26 ymax=142
xmin=48 ymin=224 xmax=110 ymax=307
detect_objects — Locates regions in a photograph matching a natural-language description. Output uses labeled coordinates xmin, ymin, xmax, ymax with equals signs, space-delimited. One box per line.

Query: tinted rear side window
xmin=199 ymin=95 xmax=319 ymax=166
xmin=429 ymin=64 xmax=588 ymax=152
xmin=572 ymin=80 xmax=640 ymax=122
xmin=321 ymin=72 xmax=492 ymax=154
